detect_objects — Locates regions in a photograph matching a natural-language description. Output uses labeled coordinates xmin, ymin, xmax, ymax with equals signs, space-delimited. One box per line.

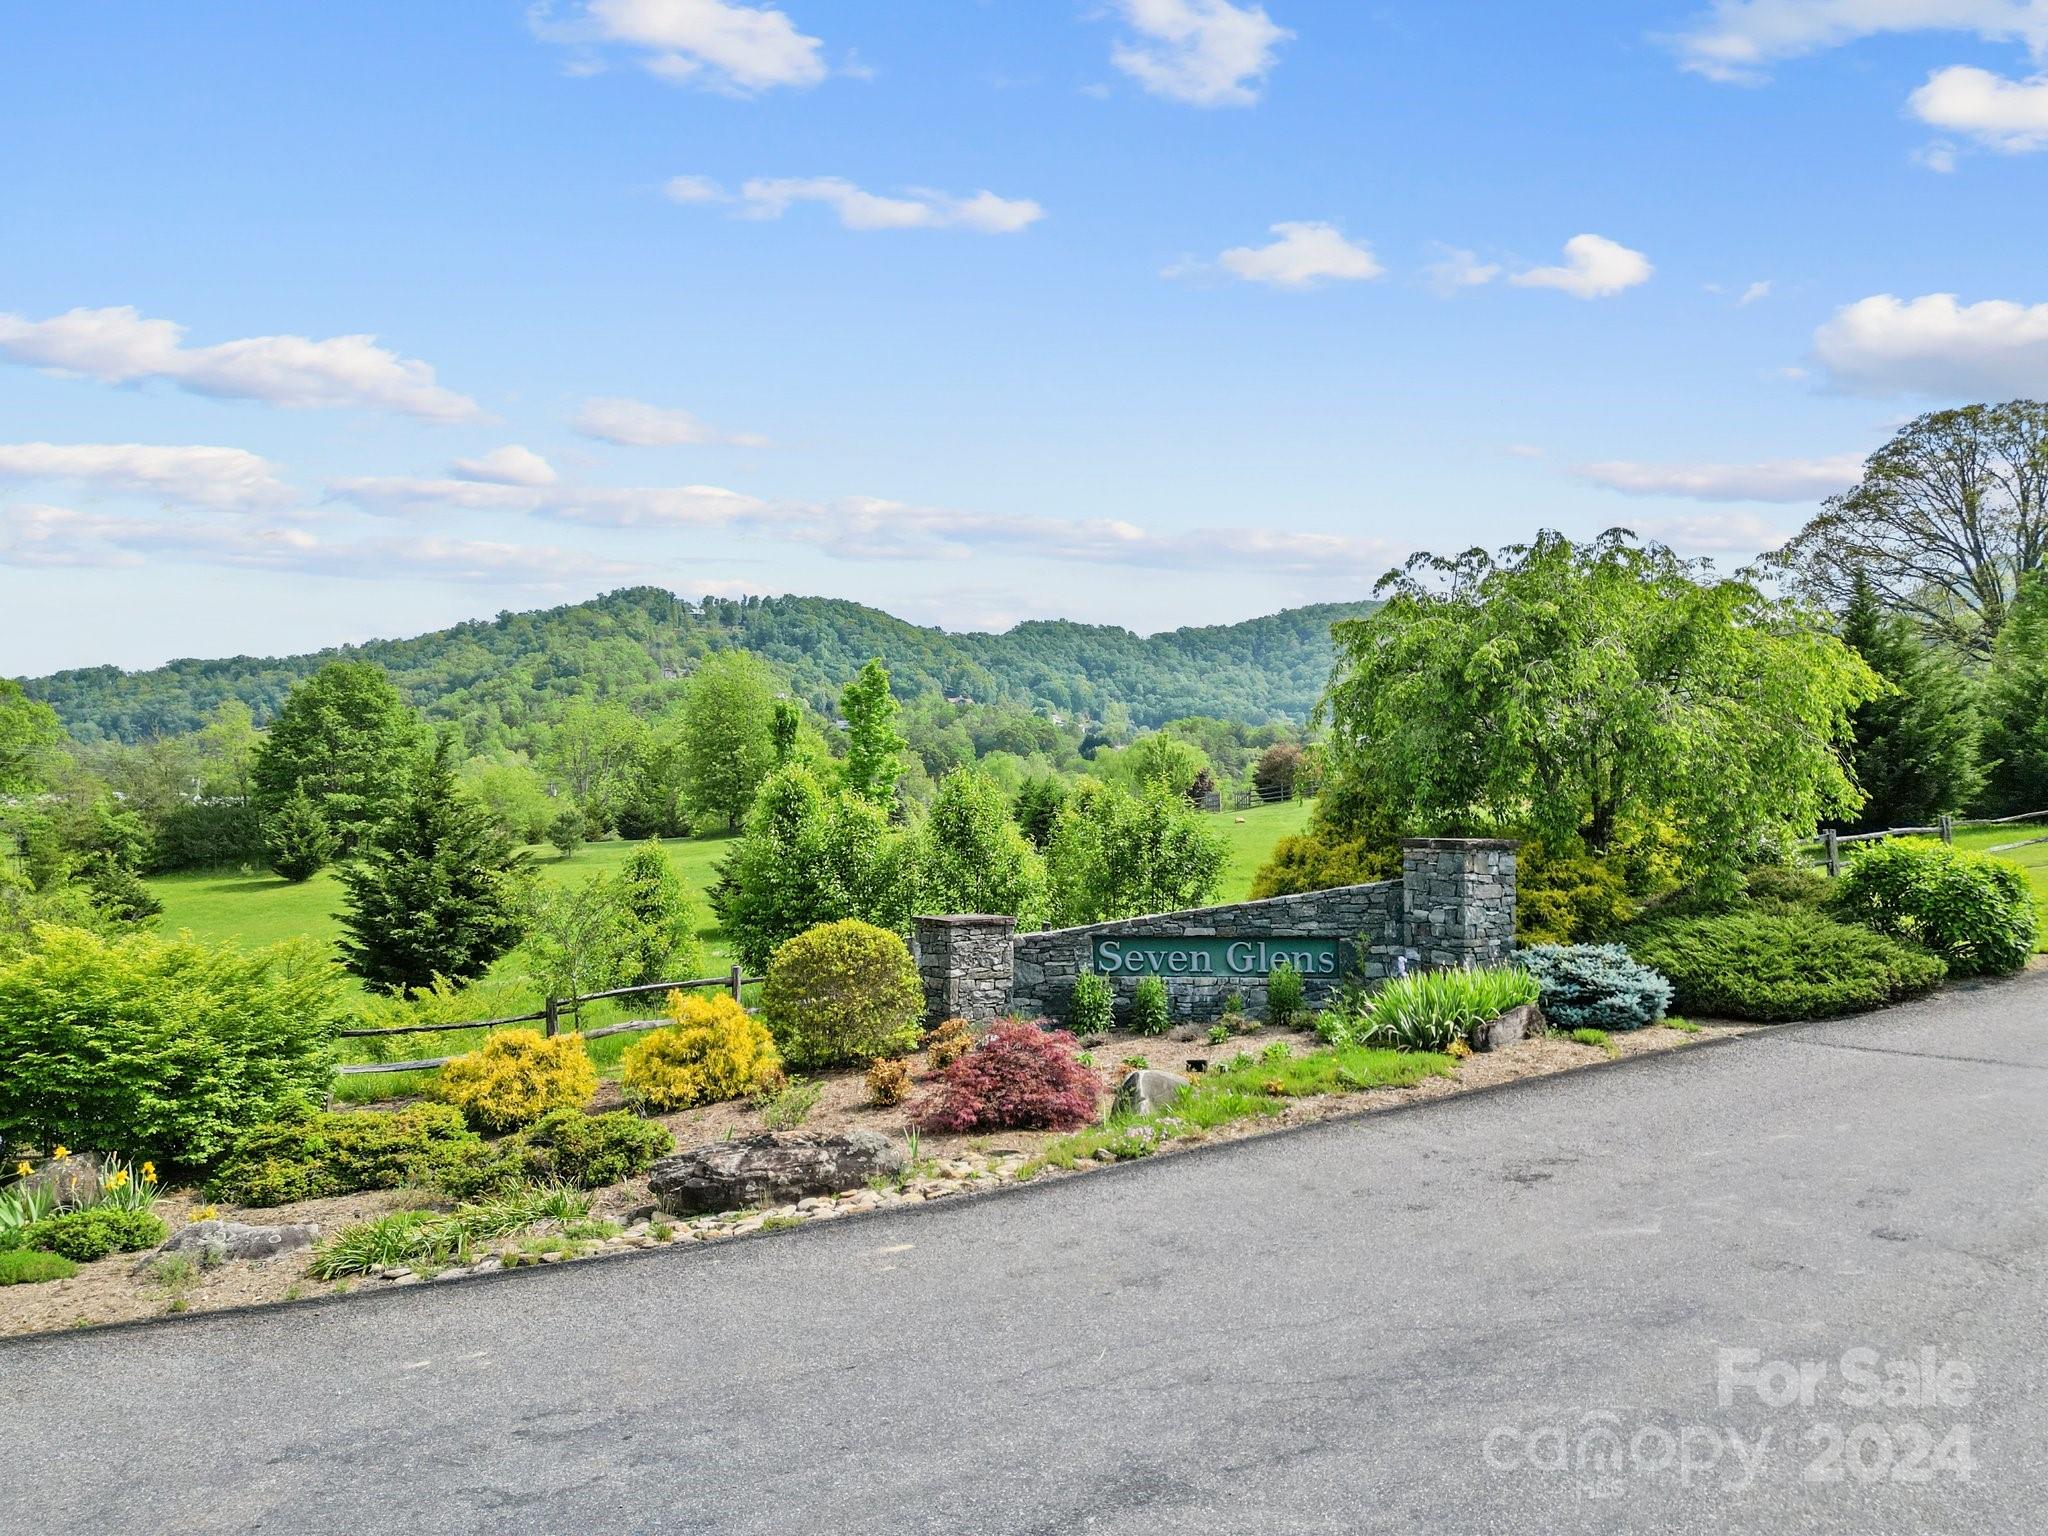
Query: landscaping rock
xmin=1113 ymin=1069 xmax=1190 ymax=1118
xmin=648 ymin=1131 xmax=906 ymax=1218
xmin=17 ymin=1153 xmax=105 ymax=1209
xmin=148 ymin=1219 xmax=319 ymax=1268
xmin=1472 ymin=1003 xmax=1541 ymax=1053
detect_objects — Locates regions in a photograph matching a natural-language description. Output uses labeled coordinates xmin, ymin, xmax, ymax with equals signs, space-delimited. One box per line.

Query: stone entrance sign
xmin=913 ymin=837 xmax=1517 ymax=1028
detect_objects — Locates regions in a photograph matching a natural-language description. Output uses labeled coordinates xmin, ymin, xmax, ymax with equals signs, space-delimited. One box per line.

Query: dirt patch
xmin=0 ymin=1019 xmax=1748 ymax=1339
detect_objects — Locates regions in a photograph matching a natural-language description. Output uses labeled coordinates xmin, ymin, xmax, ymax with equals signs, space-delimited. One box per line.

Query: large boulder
xmin=649 ymin=1131 xmax=905 ymax=1218
xmin=1113 ymin=1069 xmax=1189 ymax=1118
xmin=15 ymin=1153 xmax=105 ymax=1209
xmin=145 ymin=1220 xmax=320 ymax=1269
xmin=1472 ymin=1003 xmax=1541 ymax=1053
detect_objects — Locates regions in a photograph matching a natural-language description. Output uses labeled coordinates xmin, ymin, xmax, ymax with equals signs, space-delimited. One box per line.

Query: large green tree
xmin=918 ymin=769 xmax=1048 ymax=925
xmin=544 ymin=701 xmax=649 ymax=834
xmin=1321 ymin=531 xmax=1879 ymax=891
xmin=1045 ymin=779 xmax=1227 ymax=926
xmin=337 ymin=737 xmax=533 ymax=990
xmin=0 ymin=680 xmax=63 ymax=797
xmin=841 ymin=658 xmax=906 ymax=808
xmin=1838 ymin=574 xmax=1984 ymax=830
xmin=678 ymin=652 xmax=777 ymax=831
xmin=709 ymin=764 xmax=917 ymax=972
xmin=1982 ymin=573 xmax=2048 ymax=815
xmin=1774 ymin=401 xmax=2048 ymax=655
xmin=252 ymin=662 xmax=424 ymax=851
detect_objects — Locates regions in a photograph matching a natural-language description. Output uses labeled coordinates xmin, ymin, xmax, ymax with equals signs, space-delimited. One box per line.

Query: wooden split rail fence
xmin=333 ymin=966 xmax=763 ymax=1077
xmin=1808 ymin=810 xmax=2048 ymax=878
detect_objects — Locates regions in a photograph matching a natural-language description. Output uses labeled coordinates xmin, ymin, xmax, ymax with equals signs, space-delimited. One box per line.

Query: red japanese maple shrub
xmin=910 ymin=1019 xmax=1100 ymax=1133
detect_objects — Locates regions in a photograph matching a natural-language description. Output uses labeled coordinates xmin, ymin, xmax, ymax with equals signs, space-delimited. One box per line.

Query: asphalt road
xmin=7 ymin=974 xmax=2046 ymax=1535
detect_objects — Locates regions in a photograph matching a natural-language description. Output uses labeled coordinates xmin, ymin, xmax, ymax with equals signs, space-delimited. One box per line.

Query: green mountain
xmin=20 ymin=588 xmax=1378 ymax=746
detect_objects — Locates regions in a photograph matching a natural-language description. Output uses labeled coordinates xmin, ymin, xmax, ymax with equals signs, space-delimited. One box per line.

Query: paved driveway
xmin=7 ymin=973 xmax=2046 ymax=1534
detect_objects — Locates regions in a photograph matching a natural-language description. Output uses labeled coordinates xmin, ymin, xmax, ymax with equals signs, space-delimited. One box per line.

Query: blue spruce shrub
xmin=1519 ymin=944 xmax=1672 ymax=1032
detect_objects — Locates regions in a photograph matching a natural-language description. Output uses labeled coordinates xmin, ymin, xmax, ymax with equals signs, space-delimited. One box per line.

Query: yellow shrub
xmin=436 ymin=1029 xmax=597 ymax=1133
xmin=865 ymin=1056 xmax=913 ymax=1107
xmin=925 ymin=1017 xmax=973 ymax=1071
xmin=620 ymin=992 xmax=783 ymax=1112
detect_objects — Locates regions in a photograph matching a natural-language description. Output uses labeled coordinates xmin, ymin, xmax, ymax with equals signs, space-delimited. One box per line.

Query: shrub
xmin=21 ymin=1206 xmax=166 ymax=1263
xmin=1266 ymin=963 xmax=1305 ymax=1027
xmin=516 ymin=1109 xmax=672 ymax=1188
xmin=207 ymin=1103 xmax=478 ymax=1207
xmin=866 ymin=1057 xmax=913 ymax=1107
xmin=1360 ymin=966 xmax=1539 ymax=1052
xmin=912 ymin=1020 xmax=1100 ymax=1133
xmin=0 ymin=1249 xmax=77 ymax=1285
xmin=756 ymin=1077 xmax=821 ymax=1129
xmin=1129 ymin=975 xmax=1171 ymax=1036
xmin=619 ymin=992 xmax=782 ymax=1112
xmin=1518 ymin=945 xmax=1672 ymax=1032
xmin=1745 ymin=863 xmax=1830 ymax=909
xmin=0 ymin=926 xmax=345 ymax=1169
xmin=761 ymin=919 xmax=923 ymax=1070
xmin=1829 ymin=840 xmax=2037 ymax=977
xmin=1066 ymin=973 xmax=1114 ymax=1036
xmin=1516 ymin=846 xmax=1637 ymax=945
xmin=924 ymin=1017 xmax=974 ymax=1070
xmin=1622 ymin=910 xmax=1946 ymax=1022
xmin=437 ymin=1029 xmax=597 ymax=1133
xmin=1249 ymin=832 xmax=1399 ymax=900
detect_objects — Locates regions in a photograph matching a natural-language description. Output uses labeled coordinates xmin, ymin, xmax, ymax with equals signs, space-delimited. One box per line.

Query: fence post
xmin=543 ymin=996 xmax=558 ymax=1039
xmin=1940 ymin=814 xmax=1954 ymax=845
xmin=728 ymin=963 xmax=744 ymax=1003
xmin=1824 ymin=828 xmax=1842 ymax=879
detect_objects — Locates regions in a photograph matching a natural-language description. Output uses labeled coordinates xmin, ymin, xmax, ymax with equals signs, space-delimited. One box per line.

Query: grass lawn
xmin=1214 ymin=797 xmax=1311 ymax=900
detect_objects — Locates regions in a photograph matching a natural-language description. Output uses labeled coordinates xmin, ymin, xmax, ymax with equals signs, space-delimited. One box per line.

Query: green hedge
xmin=1829 ymin=840 xmax=2037 ymax=976
xmin=1622 ymin=909 xmax=1946 ymax=1022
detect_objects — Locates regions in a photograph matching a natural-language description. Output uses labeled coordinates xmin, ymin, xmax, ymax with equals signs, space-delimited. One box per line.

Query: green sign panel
xmin=1092 ymin=936 xmax=1345 ymax=979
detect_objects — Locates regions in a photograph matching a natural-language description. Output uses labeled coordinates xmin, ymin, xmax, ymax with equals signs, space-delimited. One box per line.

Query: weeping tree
xmin=1773 ymin=401 xmax=2048 ymax=656
xmin=1319 ymin=531 xmax=1880 ymax=893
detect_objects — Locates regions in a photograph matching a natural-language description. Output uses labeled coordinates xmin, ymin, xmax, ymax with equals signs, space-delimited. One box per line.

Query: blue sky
xmin=4 ymin=0 xmax=2047 ymax=674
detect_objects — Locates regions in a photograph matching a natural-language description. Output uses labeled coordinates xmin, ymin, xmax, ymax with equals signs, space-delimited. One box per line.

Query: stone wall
xmin=913 ymin=837 xmax=1518 ymax=1029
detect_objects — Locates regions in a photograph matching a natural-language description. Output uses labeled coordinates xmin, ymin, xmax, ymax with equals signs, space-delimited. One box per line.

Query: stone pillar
xmin=1400 ymin=838 xmax=1519 ymax=968
xmin=912 ymin=914 xmax=1018 ymax=1031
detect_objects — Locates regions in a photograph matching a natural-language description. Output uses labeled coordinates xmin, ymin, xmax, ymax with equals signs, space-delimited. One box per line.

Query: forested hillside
xmin=21 ymin=589 xmax=1375 ymax=746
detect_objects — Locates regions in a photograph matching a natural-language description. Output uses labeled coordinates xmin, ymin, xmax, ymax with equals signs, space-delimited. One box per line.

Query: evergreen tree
xmin=337 ymin=737 xmax=533 ymax=991
xmin=1983 ymin=573 xmax=2048 ymax=815
xmin=1013 ymin=774 xmax=1070 ymax=851
xmin=251 ymin=662 xmax=424 ymax=851
xmin=548 ymin=806 xmax=586 ymax=859
xmin=266 ymin=784 xmax=340 ymax=882
xmin=1838 ymin=573 xmax=1985 ymax=830
xmin=616 ymin=841 xmax=704 ymax=985
xmin=678 ymin=652 xmax=777 ymax=831
xmin=841 ymin=658 xmax=905 ymax=807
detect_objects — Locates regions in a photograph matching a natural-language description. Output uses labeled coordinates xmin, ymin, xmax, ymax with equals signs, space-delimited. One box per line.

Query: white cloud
xmin=1911 ymin=63 xmax=2048 ymax=148
xmin=1814 ymin=292 xmax=2048 ymax=395
xmin=332 ymin=469 xmax=1403 ymax=577
xmin=1424 ymin=246 xmax=1502 ymax=297
xmin=1207 ymin=222 xmax=1384 ymax=289
xmin=0 ymin=502 xmax=638 ymax=587
xmin=451 ymin=445 xmax=559 ymax=487
xmin=1914 ymin=139 xmax=1962 ymax=170
xmin=1669 ymin=0 xmax=2048 ymax=83
xmin=0 ymin=306 xmax=481 ymax=423
xmin=534 ymin=0 xmax=826 ymax=93
xmin=1509 ymin=234 xmax=1654 ymax=299
xmin=1109 ymin=0 xmax=1291 ymax=107
xmin=671 ymin=175 xmax=1044 ymax=233
xmin=572 ymin=396 xmax=769 ymax=448
xmin=1575 ymin=453 xmax=1864 ymax=502
xmin=1739 ymin=280 xmax=1773 ymax=305
xmin=0 ymin=442 xmax=295 ymax=511
xmin=1627 ymin=508 xmax=1796 ymax=556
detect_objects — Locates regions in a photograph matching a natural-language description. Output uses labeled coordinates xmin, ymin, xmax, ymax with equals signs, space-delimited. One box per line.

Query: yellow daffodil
xmin=109 ymin=1169 xmax=130 ymax=1190
xmin=12 ymin=1161 xmax=28 ymax=1178
xmin=142 ymin=1167 xmax=158 ymax=1184
xmin=50 ymin=1145 xmax=68 ymax=1160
